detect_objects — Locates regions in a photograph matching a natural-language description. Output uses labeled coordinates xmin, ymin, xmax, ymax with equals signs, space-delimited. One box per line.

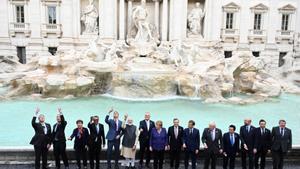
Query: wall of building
xmin=0 ymin=0 xmax=299 ymax=66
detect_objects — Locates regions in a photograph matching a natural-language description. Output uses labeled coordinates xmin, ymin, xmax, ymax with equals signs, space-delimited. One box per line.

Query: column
xmin=119 ymin=0 xmax=125 ymax=40
xmin=127 ymin=0 xmax=133 ymax=35
xmin=154 ymin=0 xmax=160 ymax=30
xmin=100 ymin=0 xmax=118 ymax=40
xmin=161 ymin=0 xmax=168 ymax=41
xmin=203 ymin=0 xmax=212 ymax=40
xmin=73 ymin=0 xmax=80 ymax=37
xmin=169 ymin=0 xmax=187 ymax=41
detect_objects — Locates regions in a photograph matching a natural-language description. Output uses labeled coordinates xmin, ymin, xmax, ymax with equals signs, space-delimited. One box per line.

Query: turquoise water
xmin=0 ymin=94 xmax=299 ymax=147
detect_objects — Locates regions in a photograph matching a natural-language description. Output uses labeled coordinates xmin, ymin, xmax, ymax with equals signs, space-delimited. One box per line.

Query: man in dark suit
xmin=240 ymin=118 xmax=255 ymax=169
xmin=88 ymin=115 xmax=105 ymax=169
xmin=168 ymin=118 xmax=184 ymax=169
xmin=52 ymin=108 xmax=69 ymax=169
xmin=138 ymin=112 xmax=155 ymax=168
xmin=223 ymin=125 xmax=240 ymax=169
xmin=202 ymin=122 xmax=223 ymax=169
xmin=105 ymin=108 xmax=122 ymax=169
xmin=30 ymin=108 xmax=52 ymax=169
xmin=253 ymin=119 xmax=271 ymax=169
xmin=271 ymin=119 xmax=292 ymax=169
xmin=183 ymin=120 xmax=200 ymax=169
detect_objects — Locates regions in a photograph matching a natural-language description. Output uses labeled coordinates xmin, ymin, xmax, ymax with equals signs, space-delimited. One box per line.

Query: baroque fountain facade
xmin=0 ymin=0 xmax=300 ymax=104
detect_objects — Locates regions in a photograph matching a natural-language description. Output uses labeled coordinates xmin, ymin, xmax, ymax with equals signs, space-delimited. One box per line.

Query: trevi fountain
xmin=0 ymin=0 xmax=299 ymax=146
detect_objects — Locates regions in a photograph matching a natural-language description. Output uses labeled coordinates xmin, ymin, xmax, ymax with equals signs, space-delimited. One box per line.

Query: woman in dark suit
xmin=149 ymin=120 xmax=168 ymax=169
xmin=68 ymin=119 xmax=89 ymax=169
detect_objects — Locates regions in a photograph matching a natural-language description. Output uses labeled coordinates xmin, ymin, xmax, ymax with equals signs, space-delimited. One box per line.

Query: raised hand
xmin=109 ymin=107 xmax=114 ymax=114
xmin=124 ymin=113 xmax=128 ymax=120
xmin=58 ymin=107 xmax=62 ymax=114
xmin=35 ymin=107 xmax=40 ymax=115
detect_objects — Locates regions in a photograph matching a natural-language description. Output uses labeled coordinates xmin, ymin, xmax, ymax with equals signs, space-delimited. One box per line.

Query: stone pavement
xmin=1 ymin=160 xmax=300 ymax=169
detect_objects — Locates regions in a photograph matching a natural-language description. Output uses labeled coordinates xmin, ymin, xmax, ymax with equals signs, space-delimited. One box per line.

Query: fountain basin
xmin=0 ymin=93 xmax=299 ymax=147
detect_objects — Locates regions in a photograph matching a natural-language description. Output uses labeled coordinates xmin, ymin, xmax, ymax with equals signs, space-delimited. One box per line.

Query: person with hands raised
xmin=52 ymin=107 xmax=69 ymax=169
xmin=105 ymin=107 xmax=122 ymax=169
xmin=30 ymin=107 xmax=52 ymax=169
xmin=121 ymin=113 xmax=140 ymax=169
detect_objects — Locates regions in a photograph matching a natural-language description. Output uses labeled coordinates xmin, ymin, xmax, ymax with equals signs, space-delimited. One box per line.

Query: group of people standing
xmin=30 ymin=108 xmax=292 ymax=169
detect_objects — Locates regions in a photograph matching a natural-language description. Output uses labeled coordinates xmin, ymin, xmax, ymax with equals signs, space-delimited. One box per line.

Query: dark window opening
xmin=48 ymin=47 xmax=57 ymax=56
xmin=252 ymin=51 xmax=260 ymax=57
xmin=17 ymin=47 xmax=26 ymax=64
xmin=224 ymin=51 xmax=232 ymax=58
xmin=16 ymin=5 xmax=25 ymax=23
xmin=279 ymin=52 xmax=287 ymax=67
xmin=226 ymin=13 xmax=234 ymax=29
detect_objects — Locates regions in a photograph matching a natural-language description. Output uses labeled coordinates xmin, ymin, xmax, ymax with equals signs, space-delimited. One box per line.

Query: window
xmin=252 ymin=51 xmax=260 ymax=57
xmin=226 ymin=13 xmax=234 ymax=29
xmin=224 ymin=51 xmax=232 ymax=58
xmin=279 ymin=52 xmax=287 ymax=67
xmin=16 ymin=5 xmax=25 ymax=23
xmin=48 ymin=47 xmax=57 ymax=55
xmin=281 ymin=14 xmax=289 ymax=31
xmin=17 ymin=47 xmax=26 ymax=64
xmin=47 ymin=6 xmax=56 ymax=24
xmin=253 ymin=13 xmax=262 ymax=30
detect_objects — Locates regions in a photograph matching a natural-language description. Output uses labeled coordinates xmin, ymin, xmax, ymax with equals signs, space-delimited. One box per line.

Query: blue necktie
xmin=230 ymin=134 xmax=234 ymax=145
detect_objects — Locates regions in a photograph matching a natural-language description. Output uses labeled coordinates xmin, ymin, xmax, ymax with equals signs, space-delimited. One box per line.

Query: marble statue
xmin=169 ymin=43 xmax=183 ymax=66
xmin=81 ymin=0 xmax=99 ymax=34
xmin=127 ymin=0 xmax=159 ymax=56
xmin=132 ymin=0 xmax=154 ymax=43
xmin=187 ymin=2 xmax=205 ymax=38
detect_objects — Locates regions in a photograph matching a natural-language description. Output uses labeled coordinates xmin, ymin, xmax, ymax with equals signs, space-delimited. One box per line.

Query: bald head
xmin=38 ymin=114 xmax=45 ymax=123
xmin=127 ymin=117 xmax=133 ymax=125
xmin=209 ymin=121 xmax=216 ymax=130
xmin=244 ymin=118 xmax=252 ymax=125
xmin=144 ymin=112 xmax=151 ymax=121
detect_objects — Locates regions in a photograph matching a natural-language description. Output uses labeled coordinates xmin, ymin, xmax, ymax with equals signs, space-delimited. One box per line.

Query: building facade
xmin=0 ymin=0 xmax=299 ymax=67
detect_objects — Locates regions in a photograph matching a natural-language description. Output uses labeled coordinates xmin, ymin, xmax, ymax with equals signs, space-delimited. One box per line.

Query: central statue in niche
xmin=127 ymin=0 xmax=160 ymax=56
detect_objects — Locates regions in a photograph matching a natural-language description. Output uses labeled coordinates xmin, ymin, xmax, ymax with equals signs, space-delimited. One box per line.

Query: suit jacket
xmin=30 ymin=117 xmax=52 ymax=146
xmin=271 ymin=126 xmax=292 ymax=153
xmin=253 ymin=127 xmax=271 ymax=152
xmin=202 ymin=128 xmax=223 ymax=154
xmin=240 ymin=125 xmax=255 ymax=150
xmin=105 ymin=115 xmax=122 ymax=141
xmin=88 ymin=122 xmax=105 ymax=146
xmin=70 ymin=127 xmax=89 ymax=149
xmin=168 ymin=126 xmax=184 ymax=150
xmin=138 ymin=119 xmax=155 ymax=143
xmin=183 ymin=128 xmax=200 ymax=151
xmin=223 ymin=132 xmax=240 ymax=156
xmin=52 ymin=114 xmax=67 ymax=142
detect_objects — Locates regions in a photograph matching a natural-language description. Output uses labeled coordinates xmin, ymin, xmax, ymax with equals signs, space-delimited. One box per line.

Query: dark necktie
xmin=115 ymin=120 xmax=118 ymax=131
xmin=280 ymin=128 xmax=284 ymax=137
xmin=42 ymin=125 xmax=47 ymax=134
xmin=189 ymin=129 xmax=193 ymax=135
